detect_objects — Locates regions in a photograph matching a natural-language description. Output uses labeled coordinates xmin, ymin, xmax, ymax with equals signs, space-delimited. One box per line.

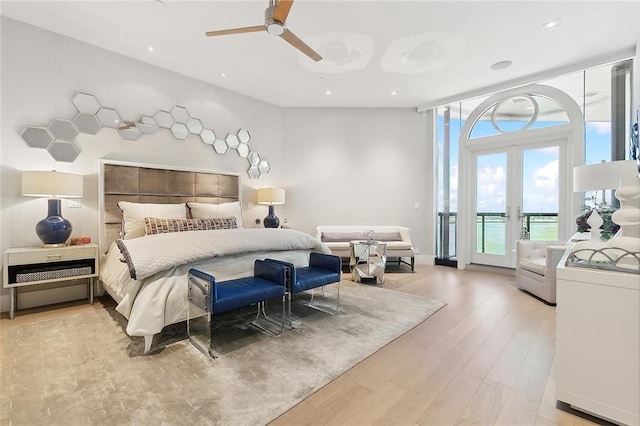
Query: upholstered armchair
xmin=515 ymin=240 xmax=567 ymax=305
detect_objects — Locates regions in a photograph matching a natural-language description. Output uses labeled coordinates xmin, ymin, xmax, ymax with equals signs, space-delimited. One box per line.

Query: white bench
xmin=315 ymin=226 xmax=415 ymax=271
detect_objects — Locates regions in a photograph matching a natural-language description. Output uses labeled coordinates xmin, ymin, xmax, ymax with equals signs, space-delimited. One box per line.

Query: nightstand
xmin=2 ymin=243 xmax=99 ymax=319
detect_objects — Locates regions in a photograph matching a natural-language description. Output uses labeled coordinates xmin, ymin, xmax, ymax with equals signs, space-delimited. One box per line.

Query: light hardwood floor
xmin=270 ymin=265 xmax=600 ymax=426
xmin=1 ymin=265 xmax=601 ymax=425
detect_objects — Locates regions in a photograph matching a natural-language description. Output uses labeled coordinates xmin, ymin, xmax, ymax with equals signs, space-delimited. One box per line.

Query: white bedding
xmin=100 ymin=228 xmax=330 ymax=337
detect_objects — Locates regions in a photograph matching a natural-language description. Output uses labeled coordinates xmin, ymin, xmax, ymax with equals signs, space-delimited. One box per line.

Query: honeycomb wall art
xmin=20 ymin=92 xmax=272 ymax=180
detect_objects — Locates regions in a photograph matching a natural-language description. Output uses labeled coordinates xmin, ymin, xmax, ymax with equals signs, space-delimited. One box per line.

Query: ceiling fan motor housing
xmin=265 ymin=5 xmax=285 ymax=36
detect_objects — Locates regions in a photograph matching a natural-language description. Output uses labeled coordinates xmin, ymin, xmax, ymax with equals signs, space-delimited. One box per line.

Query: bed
xmin=98 ymin=160 xmax=329 ymax=353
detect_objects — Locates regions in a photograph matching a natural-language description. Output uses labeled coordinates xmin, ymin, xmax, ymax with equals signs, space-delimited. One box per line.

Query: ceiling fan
xmin=205 ymin=0 xmax=322 ymax=62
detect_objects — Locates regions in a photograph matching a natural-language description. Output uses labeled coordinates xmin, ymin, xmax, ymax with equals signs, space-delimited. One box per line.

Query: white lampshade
xmin=257 ymin=187 xmax=285 ymax=205
xmin=573 ymin=160 xmax=638 ymax=192
xmin=22 ymin=170 xmax=83 ymax=198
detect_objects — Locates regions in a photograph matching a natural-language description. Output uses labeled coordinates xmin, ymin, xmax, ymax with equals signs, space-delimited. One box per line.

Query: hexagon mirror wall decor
xmin=200 ymin=129 xmax=216 ymax=145
xmin=248 ymin=152 xmax=261 ymax=166
xmin=154 ymin=110 xmax=174 ymax=128
xmin=248 ymin=166 xmax=261 ymax=180
xmin=72 ymin=113 xmax=101 ymax=135
xmin=186 ymin=118 xmax=203 ymax=135
xmin=72 ymin=92 xmax=101 ymax=114
xmin=237 ymin=143 xmax=250 ymax=158
xmin=136 ymin=115 xmax=158 ymax=134
xmin=21 ymin=126 xmax=54 ymax=149
xmin=48 ymin=119 xmax=79 ymax=141
xmin=237 ymin=129 xmax=251 ymax=144
xmin=19 ymin=92 xmax=272 ymax=179
xmin=118 ymin=121 xmax=141 ymax=141
xmin=48 ymin=140 xmax=81 ymax=162
xmin=258 ymin=160 xmax=271 ymax=174
xmin=213 ymin=138 xmax=229 ymax=154
xmin=97 ymin=108 xmax=122 ymax=128
xmin=170 ymin=106 xmax=190 ymax=124
xmin=171 ymin=123 xmax=189 ymax=140
xmin=225 ymin=133 xmax=240 ymax=149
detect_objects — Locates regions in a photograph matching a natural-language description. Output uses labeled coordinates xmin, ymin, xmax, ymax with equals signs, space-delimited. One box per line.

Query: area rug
xmin=0 ymin=280 xmax=445 ymax=425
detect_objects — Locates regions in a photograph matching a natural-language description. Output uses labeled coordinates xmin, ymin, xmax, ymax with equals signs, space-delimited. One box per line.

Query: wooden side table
xmin=2 ymin=244 xmax=99 ymax=319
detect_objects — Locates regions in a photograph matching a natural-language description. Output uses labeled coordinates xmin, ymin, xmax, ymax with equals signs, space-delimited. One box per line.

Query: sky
xmin=436 ymin=118 xmax=612 ymax=214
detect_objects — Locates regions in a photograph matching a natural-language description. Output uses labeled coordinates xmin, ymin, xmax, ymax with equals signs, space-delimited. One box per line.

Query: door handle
xmin=517 ymin=206 xmax=524 ymax=220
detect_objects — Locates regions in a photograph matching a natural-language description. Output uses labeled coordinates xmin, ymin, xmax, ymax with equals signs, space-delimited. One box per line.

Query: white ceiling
xmin=1 ymin=0 xmax=639 ymax=109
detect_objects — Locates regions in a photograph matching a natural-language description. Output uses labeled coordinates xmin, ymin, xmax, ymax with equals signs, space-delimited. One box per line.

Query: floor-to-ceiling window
xmin=434 ymin=59 xmax=633 ymax=267
xmin=435 ymin=105 xmax=460 ymax=266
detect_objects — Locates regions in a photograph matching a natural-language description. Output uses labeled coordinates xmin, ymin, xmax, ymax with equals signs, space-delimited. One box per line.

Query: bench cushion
xmin=294 ymin=267 xmax=341 ymax=293
xmin=213 ymin=277 xmax=284 ymax=314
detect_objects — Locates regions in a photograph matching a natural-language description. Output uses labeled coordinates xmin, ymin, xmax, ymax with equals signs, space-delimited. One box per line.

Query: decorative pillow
xmin=374 ymin=232 xmax=403 ymax=242
xmin=144 ymin=217 xmax=237 ymax=235
xmin=187 ymin=201 xmax=244 ymax=228
xmin=321 ymin=231 xmax=403 ymax=242
xmin=118 ymin=201 xmax=187 ymax=239
xmin=321 ymin=232 xmax=369 ymax=242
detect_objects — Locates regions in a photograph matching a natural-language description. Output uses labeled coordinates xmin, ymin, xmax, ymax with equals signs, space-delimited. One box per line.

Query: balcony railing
xmin=436 ymin=212 xmax=559 ymax=258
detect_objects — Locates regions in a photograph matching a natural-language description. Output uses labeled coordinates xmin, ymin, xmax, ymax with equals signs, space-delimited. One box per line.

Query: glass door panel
xmin=521 ymin=146 xmax=560 ymax=241
xmin=474 ymin=152 xmax=510 ymax=266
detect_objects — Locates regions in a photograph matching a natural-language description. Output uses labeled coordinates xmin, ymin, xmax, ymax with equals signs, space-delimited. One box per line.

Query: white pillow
xmin=188 ymin=201 xmax=244 ymax=228
xmin=118 ymin=201 xmax=187 ymax=239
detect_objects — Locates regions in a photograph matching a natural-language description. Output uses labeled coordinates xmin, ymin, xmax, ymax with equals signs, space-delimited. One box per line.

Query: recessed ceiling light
xmin=542 ymin=18 xmax=562 ymax=30
xmin=490 ymin=60 xmax=512 ymax=71
xmin=147 ymin=46 xmax=155 ymax=52
xmin=390 ymin=91 xmax=397 ymax=96
xmin=154 ymin=0 xmax=165 ymax=6
xmin=221 ymin=73 xmax=227 ymax=77
xmin=325 ymin=90 xmax=332 ymax=96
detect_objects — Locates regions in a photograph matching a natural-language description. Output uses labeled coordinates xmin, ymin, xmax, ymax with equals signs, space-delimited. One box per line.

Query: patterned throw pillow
xmin=118 ymin=201 xmax=188 ymax=239
xmin=187 ymin=201 xmax=245 ymax=228
xmin=144 ymin=217 xmax=237 ymax=235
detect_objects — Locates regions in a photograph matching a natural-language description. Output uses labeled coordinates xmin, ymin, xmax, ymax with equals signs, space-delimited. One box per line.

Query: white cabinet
xmin=556 ymin=256 xmax=639 ymax=425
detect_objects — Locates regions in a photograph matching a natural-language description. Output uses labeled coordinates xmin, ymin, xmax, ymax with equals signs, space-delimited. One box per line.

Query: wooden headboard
xmin=99 ymin=160 xmax=240 ymax=254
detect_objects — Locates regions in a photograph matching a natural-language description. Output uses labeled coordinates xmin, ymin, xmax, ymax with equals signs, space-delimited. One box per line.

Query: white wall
xmin=0 ymin=18 xmax=285 ymax=309
xmin=1 ymin=18 xmax=436 ymax=311
xmin=281 ymin=107 xmax=433 ymax=259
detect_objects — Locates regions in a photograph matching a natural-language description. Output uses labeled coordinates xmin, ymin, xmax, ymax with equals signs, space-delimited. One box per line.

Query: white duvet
xmin=100 ymin=228 xmax=330 ymax=337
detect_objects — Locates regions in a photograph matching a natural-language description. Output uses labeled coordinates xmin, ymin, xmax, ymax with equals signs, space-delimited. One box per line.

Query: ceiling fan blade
xmin=280 ymin=29 xmax=322 ymax=62
xmin=272 ymin=0 xmax=294 ymax=23
xmin=205 ymin=25 xmax=264 ymax=37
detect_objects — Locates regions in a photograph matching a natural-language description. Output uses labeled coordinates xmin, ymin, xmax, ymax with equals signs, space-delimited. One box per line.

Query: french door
xmin=471 ymin=142 xmax=561 ymax=268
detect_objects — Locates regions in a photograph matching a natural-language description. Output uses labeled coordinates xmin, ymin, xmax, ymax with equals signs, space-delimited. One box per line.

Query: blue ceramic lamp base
xmin=36 ymin=198 xmax=72 ymax=247
xmin=263 ymin=205 xmax=280 ymax=228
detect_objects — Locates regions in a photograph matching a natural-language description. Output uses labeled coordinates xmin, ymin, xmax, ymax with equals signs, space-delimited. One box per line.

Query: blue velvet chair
xmin=265 ymin=252 xmax=342 ymax=327
xmin=187 ymin=259 xmax=287 ymax=358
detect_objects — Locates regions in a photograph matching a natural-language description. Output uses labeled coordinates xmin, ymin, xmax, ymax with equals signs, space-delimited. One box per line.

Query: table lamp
xmin=573 ymin=160 xmax=638 ymax=241
xmin=257 ymin=187 xmax=285 ymax=228
xmin=572 ymin=160 xmax=639 ymax=268
xmin=22 ymin=170 xmax=84 ymax=247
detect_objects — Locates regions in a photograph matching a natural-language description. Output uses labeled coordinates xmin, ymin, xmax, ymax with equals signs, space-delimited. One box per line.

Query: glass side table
xmin=349 ymin=240 xmax=387 ymax=285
